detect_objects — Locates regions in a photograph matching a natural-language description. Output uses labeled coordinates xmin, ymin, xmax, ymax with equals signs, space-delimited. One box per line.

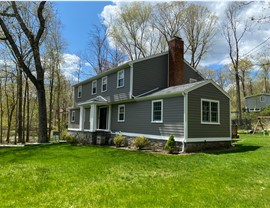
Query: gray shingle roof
xmin=138 ymin=80 xmax=208 ymax=98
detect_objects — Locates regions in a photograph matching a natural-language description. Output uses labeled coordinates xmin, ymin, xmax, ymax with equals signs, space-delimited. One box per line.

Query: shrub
xmin=133 ymin=136 xmax=149 ymax=150
xmin=64 ymin=134 xmax=78 ymax=145
xmin=165 ymin=135 xmax=177 ymax=154
xmin=113 ymin=135 xmax=125 ymax=147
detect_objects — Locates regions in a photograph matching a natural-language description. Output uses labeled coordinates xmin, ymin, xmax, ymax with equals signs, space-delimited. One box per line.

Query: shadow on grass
xmin=205 ymin=144 xmax=261 ymax=155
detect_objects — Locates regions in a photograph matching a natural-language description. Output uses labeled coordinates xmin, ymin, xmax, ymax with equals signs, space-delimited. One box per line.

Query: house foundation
xmin=68 ymin=130 xmax=232 ymax=152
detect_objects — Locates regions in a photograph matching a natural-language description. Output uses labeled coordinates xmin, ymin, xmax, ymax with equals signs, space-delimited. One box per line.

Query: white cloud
xmin=60 ymin=53 xmax=81 ymax=81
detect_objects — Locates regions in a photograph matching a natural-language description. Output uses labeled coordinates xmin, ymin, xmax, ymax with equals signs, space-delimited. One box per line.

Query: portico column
xmin=79 ymin=106 xmax=85 ymax=131
xmin=90 ymin=104 xmax=97 ymax=132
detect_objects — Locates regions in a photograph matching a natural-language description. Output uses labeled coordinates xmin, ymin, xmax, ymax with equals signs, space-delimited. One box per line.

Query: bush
xmin=113 ymin=135 xmax=125 ymax=147
xmin=133 ymin=136 xmax=149 ymax=150
xmin=165 ymin=135 xmax=177 ymax=154
xmin=63 ymin=134 xmax=78 ymax=144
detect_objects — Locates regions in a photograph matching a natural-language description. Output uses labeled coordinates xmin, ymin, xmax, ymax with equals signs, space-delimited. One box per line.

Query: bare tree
xmin=0 ymin=2 xmax=52 ymax=142
xmin=105 ymin=2 xmax=152 ymax=60
xmin=183 ymin=4 xmax=218 ymax=69
xmin=238 ymin=58 xmax=253 ymax=97
xmin=222 ymin=2 xmax=251 ymax=122
xmin=86 ymin=24 xmax=126 ymax=74
xmin=151 ymin=2 xmax=187 ymax=43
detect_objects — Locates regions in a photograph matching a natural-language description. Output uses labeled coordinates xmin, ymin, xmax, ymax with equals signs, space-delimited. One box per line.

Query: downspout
xmin=129 ymin=62 xmax=134 ymax=99
xmin=182 ymin=92 xmax=188 ymax=153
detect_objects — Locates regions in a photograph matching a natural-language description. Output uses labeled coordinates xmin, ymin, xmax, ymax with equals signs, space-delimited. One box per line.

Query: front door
xmin=98 ymin=107 xmax=108 ymax=129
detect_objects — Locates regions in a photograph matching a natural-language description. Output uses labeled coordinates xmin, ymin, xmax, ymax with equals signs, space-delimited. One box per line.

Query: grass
xmin=0 ymin=134 xmax=270 ymax=207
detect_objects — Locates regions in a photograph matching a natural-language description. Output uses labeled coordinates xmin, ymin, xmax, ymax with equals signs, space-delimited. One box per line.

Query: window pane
xmin=118 ymin=106 xmax=125 ymax=121
xmin=211 ymin=102 xmax=218 ymax=122
xmin=102 ymin=77 xmax=107 ymax=91
xmin=202 ymin=101 xmax=210 ymax=122
xmin=118 ymin=71 xmax=124 ymax=87
xmin=153 ymin=101 xmax=162 ymax=121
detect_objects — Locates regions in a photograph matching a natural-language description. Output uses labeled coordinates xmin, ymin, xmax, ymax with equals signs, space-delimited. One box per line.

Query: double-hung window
xmin=260 ymin=96 xmax=265 ymax=102
xmin=92 ymin=80 xmax=97 ymax=95
xmin=201 ymin=99 xmax=220 ymax=124
xmin=118 ymin=105 xmax=125 ymax=122
xmin=117 ymin=70 xmax=124 ymax=88
xmin=152 ymin=100 xmax=163 ymax=123
xmin=101 ymin=76 xmax=107 ymax=92
xmin=78 ymin=86 xmax=82 ymax=98
xmin=71 ymin=111 xmax=75 ymax=123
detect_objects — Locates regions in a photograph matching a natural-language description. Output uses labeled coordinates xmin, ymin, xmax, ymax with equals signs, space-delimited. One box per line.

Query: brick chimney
xmin=168 ymin=36 xmax=184 ymax=87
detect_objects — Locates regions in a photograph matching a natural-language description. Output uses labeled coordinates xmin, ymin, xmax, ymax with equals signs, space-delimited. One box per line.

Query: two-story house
xmin=68 ymin=37 xmax=231 ymax=152
xmin=245 ymin=93 xmax=270 ymax=112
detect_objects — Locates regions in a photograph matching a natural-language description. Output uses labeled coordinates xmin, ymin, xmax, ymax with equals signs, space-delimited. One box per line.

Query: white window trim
xmin=260 ymin=96 xmax=266 ymax=102
xmin=118 ymin=104 xmax=125 ymax=122
xmin=117 ymin=70 xmax=125 ymax=88
xmin=151 ymin=100 xmax=163 ymax=123
xmin=101 ymin=76 xmax=108 ymax=92
xmin=71 ymin=111 xmax=75 ymax=122
xmin=201 ymin=99 xmax=220 ymax=125
xmin=92 ymin=80 xmax=97 ymax=95
xmin=78 ymin=86 xmax=82 ymax=98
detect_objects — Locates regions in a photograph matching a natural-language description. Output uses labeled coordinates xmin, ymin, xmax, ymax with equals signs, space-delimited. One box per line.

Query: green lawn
xmin=0 ymin=134 xmax=270 ymax=208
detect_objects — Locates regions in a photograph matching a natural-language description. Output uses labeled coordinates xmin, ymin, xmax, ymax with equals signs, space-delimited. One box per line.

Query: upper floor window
xmin=71 ymin=111 xmax=75 ymax=122
xmin=201 ymin=99 xmax=220 ymax=124
xmin=78 ymin=86 xmax=82 ymax=98
xmin=260 ymin=96 xmax=266 ymax=102
xmin=118 ymin=105 xmax=125 ymax=122
xmin=117 ymin=70 xmax=124 ymax=88
xmin=92 ymin=80 xmax=97 ymax=95
xmin=101 ymin=76 xmax=107 ymax=92
xmin=152 ymin=100 xmax=163 ymax=123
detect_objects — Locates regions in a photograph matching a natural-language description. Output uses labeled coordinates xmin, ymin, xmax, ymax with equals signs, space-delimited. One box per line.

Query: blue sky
xmin=56 ymin=1 xmax=112 ymax=54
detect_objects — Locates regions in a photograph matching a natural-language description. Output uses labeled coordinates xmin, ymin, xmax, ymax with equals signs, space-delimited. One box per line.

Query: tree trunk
xmin=17 ymin=66 xmax=23 ymax=143
xmin=26 ymin=78 xmax=30 ymax=142
xmin=0 ymin=79 xmax=2 ymax=144
xmin=235 ymin=72 xmax=242 ymax=124
xmin=56 ymin=71 xmax=61 ymax=140
xmin=36 ymin=81 xmax=48 ymax=143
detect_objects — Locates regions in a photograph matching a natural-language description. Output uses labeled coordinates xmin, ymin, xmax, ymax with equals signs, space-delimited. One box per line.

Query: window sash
xmin=78 ymin=86 xmax=82 ymax=98
xmin=102 ymin=77 xmax=107 ymax=92
xmin=118 ymin=105 xmax=125 ymax=122
xmin=71 ymin=111 xmax=75 ymax=122
xmin=152 ymin=100 xmax=163 ymax=122
xmin=92 ymin=81 xmax=97 ymax=94
xmin=117 ymin=70 xmax=124 ymax=88
xmin=201 ymin=99 xmax=219 ymax=124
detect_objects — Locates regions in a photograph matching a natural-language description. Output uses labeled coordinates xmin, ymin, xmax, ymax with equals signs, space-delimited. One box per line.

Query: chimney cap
xmin=171 ymin=36 xmax=182 ymax=40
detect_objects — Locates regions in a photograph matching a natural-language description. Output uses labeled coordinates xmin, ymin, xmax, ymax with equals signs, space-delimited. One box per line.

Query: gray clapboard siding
xmin=74 ymin=67 xmax=130 ymax=103
xmin=183 ymin=62 xmax=204 ymax=83
xmin=111 ymin=96 xmax=184 ymax=138
xmin=133 ymin=54 xmax=168 ymax=96
xmin=69 ymin=108 xmax=80 ymax=129
xmin=188 ymin=83 xmax=230 ymax=138
xmin=84 ymin=107 xmax=90 ymax=129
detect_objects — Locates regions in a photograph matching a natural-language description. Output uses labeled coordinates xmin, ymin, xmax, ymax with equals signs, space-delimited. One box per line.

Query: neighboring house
xmin=245 ymin=93 xmax=270 ymax=112
xmin=68 ymin=37 xmax=231 ymax=152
